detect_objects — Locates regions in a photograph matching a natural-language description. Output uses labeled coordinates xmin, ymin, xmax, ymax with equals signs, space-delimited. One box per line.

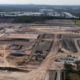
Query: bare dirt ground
xmin=0 ymin=34 xmax=59 ymax=80
xmin=3 ymin=34 xmax=38 ymax=39
xmin=0 ymin=20 xmax=80 ymax=80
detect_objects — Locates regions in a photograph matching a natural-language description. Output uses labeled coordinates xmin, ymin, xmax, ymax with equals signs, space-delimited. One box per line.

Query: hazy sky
xmin=0 ymin=0 xmax=80 ymax=5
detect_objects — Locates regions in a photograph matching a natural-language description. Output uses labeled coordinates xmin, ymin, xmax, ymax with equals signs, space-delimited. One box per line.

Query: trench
xmin=0 ymin=67 xmax=30 ymax=73
xmin=49 ymin=70 xmax=57 ymax=80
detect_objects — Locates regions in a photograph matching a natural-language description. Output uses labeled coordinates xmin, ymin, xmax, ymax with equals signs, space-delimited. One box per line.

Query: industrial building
xmin=39 ymin=9 xmax=53 ymax=13
xmin=62 ymin=12 xmax=78 ymax=18
xmin=0 ymin=12 xmax=44 ymax=17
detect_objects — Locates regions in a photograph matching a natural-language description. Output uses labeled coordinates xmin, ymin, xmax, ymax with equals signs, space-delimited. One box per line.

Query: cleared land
xmin=0 ymin=19 xmax=80 ymax=80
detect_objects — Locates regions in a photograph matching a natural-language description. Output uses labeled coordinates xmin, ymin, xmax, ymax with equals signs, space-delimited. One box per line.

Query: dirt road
xmin=24 ymin=35 xmax=60 ymax=80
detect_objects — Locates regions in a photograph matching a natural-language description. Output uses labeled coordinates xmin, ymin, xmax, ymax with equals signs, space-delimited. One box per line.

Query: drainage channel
xmin=0 ymin=67 xmax=30 ymax=73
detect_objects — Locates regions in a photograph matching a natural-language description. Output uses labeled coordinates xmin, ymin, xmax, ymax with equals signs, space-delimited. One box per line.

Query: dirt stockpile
xmin=41 ymin=34 xmax=54 ymax=39
xmin=61 ymin=39 xmax=78 ymax=53
xmin=36 ymin=41 xmax=53 ymax=51
xmin=77 ymin=40 xmax=80 ymax=48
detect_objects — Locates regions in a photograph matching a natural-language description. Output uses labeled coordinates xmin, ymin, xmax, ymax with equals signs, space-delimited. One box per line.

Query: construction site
xmin=0 ymin=19 xmax=80 ymax=80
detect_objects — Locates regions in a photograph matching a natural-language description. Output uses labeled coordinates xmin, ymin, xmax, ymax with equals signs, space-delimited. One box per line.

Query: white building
xmin=0 ymin=12 xmax=44 ymax=16
xmin=39 ymin=9 xmax=53 ymax=13
xmin=62 ymin=12 xmax=78 ymax=18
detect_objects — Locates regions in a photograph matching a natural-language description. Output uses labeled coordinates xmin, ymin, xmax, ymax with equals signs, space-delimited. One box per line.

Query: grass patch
xmin=72 ymin=20 xmax=80 ymax=25
xmin=69 ymin=73 xmax=80 ymax=80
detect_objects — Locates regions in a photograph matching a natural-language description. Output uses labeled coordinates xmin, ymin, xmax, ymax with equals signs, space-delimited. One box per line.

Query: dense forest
xmin=12 ymin=16 xmax=55 ymax=23
xmin=12 ymin=16 xmax=80 ymax=23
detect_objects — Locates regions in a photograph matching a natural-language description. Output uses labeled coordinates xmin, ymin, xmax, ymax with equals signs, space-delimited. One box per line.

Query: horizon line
xmin=0 ymin=4 xmax=80 ymax=6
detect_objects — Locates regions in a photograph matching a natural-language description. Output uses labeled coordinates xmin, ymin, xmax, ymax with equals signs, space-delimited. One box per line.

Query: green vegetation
xmin=12 ymin=16 xmax=55 ymax=23
xmin=72 ymin=20 xmax=80 ymax=24
xmin=12 ymin=16 xmax=77 ymax=23
xmin=69 ymin=73 xmax=80 ymax=80
xmin=63 ymin=62 xmax=80 ymax=80
xmin=75 ymin=61 xmax=80 ymax=70
xmin=64 ymin=63 xmax=75 ymax=80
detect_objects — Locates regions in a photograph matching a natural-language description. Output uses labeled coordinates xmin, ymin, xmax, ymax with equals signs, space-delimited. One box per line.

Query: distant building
xmin=53 ymin=12 xmax=61 ymax=17
xmin=0 ymin=12 xmax=44 ymax=17
xmin=39 ymin=9 xmax=61 ymax=16
xmin=18 ymin=12 xmax=44 ymax=16
xmin=39 ymin=9 xmax=54 ymax=13
xmin=62 ymin=12 xmax=79 ymax=18
xmin=39 ymin=9 xmax=54 ymax=16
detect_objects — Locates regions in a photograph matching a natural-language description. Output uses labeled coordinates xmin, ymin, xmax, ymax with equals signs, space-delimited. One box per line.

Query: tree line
xmin=63 ymin=62 xmax=80 ymax=80
xmin=12 ymin=16 xmax=55 ymax=23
